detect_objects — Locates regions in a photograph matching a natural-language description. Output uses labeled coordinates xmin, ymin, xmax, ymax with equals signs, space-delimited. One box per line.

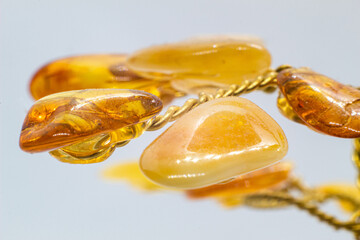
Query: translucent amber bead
xmin=140 ymin=97 xmax=288 ymax=189
xmin=30 ymin=54 xmax=179 ymax=105
xmin=186 ymin=161 xmax=292 ymax=199
xmin=126 ymin=36 xmax=271 ymax=94
xmin=19 ymin=89 xmax=163 ymax=153
xmin=277 ymin=68 xmax=360 ymax=138
xmin=102 ymin=162 xmax=164 ymax=191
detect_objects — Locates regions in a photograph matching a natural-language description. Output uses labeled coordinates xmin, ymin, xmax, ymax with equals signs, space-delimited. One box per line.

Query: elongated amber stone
xmin=140 ymin=97 xmax=288 ymax=189
xmin=102 ymin=162 xmax=164 ymax=191
xmin=277 ymin=68 xmax=360 ymax=138
xmin=30 ymin=54 xmax=179 ymax=105
xmin=126 ymin=36 xmax=271 ymax=93
xmin=19 ymin=89 xmax=163 ymax=153
xmin=186 ymin=161 xmax=292 ymax=199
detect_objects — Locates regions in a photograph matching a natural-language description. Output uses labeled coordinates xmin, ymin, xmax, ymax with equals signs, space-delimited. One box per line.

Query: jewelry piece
xmin=19 ymin=35 xmax=360 ymax=237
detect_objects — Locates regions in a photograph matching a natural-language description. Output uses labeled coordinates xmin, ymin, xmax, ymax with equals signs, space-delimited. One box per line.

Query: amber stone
xmin=126 ymin=36 xmax=271 ymax=93
xmin=277 ymin=68 xmax=360 ymax=138
xmin=186 ymin=161 xmax=292 ymax=199
xmin=140 ymin=97 xmax=288 ymax=189
xmin=102 ymin=162 xmax=164 ymax=191
xmin=277 ymin=93 xmax=304 ymax=124
xmin=317 ymin=184 xmax=360 ymax=213
xmin=30 ymin=54 xmax=179 ymax=105
xmin=19 ymin=89 xmax=163 ymax=153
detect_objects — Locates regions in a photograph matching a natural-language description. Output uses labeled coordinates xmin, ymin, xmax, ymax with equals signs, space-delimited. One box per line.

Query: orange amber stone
xmin=126 ymin=36 xmax=271 ymax=94
xmin=30 ymin=54 xmax=179 ymax=104
xmin=186 ymin=161 xmax=292 ymax=199
xmin=277 ymin=68 xmax=360 ymax=138
xmin=140 ymin=97 xmax=288 ymax=189
xmin=19 ymin=89 xmax=163 ymax=153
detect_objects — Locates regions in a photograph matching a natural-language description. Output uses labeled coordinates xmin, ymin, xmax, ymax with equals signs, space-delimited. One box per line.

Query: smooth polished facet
xmin=126 ymin=36 xmax=271 ymax=93
xmin=277 ymin=68 xmax=360 ymax=138
xmin=30 ymin=54 xmax=179 ymax=104
xmin=102 ymin=162 xmax=164 ymax=191
xmin=20 ymin=89 xmax=163 ymax=153
xmin=186 ymin=161 xmax=292 ymax=199
xmin=140 ymin=97 xmax=288 ymax=189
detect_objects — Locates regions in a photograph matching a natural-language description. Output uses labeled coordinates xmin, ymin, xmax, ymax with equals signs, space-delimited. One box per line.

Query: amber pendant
xmin=277 ymin=68 xmax=360 ymax=138
xmin=19 ymin=89 xmax=163 ymax=154
xmin=140 ymin=97 xmax=288 ymax=189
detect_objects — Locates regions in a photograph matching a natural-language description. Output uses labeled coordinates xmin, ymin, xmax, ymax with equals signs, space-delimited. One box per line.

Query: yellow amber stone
xmin=102 ymin=162 xmax=164 ymax=191
xmin=49 ymin=122 xmax=146 ymax=164
xmin=317 ymin=184 xmax=360 ymax=213
xmin=126 ymin=36 xmax=271 ymax=93
xmin=30 ymin=54 xmax=179 ymax=105
xmin=140 ymin=97 xmax=288 ymax=189
xmin=277 ymin=68 xmax=360 ymax=138
xmin=186 ymin=161 xmax=292 ymax=199
xmin=19 ymin=89 xmax=163 ymax=153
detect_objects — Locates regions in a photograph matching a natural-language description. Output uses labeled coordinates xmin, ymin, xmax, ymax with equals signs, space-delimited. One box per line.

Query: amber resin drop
xmin=277 ymin=68 xmax=360 ymax=138
xmin=186 ymin=161 xmax=292 ymax=199
xmin=140 ymin=97 xmax=288 ymax=189
xmin=126 ymin=36 xmax=271 ymax=94
xmin=30 ymin=54 xmax=179 ymax=105
xmin=19 ymin=89 xmax=163 ymax=153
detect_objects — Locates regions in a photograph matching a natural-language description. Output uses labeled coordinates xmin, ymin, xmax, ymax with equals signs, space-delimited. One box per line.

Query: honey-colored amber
xmin=126 ymin=36 xmax=272 ymax=94
xmin=49 ymin=122 xmax=146 ymax=164
xmin=186 ymin=161 xmax=292 ymax=199
xmin=102 ymin=162 xmax=164 ymax=191
xmin=317 ymin=184 xmax=360 ymax=213
xmin=140 ymin=97 xmax=288 ymax=189
xmin=277 ymin=93 xmax=304 ymax=124
xmin=19 ymin=89 xmax=163 ymax=153
xmin=30 ymin=54 xmax=180 ymax=105
xmin=277 ymin=68 xmax=360 ymax=138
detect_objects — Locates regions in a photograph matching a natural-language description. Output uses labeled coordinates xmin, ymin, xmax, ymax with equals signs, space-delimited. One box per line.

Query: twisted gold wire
xmin=247 ymin=192 xmax=360 ymax=233
xmin=353 ymin=139 xmax=360 ymax=188
xmin=144 ymin=64 xmax=292 ymax=131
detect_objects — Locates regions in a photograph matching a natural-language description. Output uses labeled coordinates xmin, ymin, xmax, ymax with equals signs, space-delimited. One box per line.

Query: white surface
xmin=1 ymin=0 xmax=360 ymax=239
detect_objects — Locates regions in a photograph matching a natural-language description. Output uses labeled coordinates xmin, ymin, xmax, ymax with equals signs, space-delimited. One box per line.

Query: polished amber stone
xmin=140 ymin=97 xmax=288 ymax=189
xmin=186 ymin=161 xmax=292 ymax=199
xmin=30 ymin=54 xmax=179 ymax=104
xmin=126 ymin=36 xmax=271 ymax=93
xmin=19 ymin=89 xmax=163 ymax=153
xmin=277 ymin=68 xmax=360 ymax=138
xmin=102 ymin=162 xmax=164 ymax=191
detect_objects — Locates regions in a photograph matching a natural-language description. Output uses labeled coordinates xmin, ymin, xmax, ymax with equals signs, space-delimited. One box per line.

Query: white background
xmin=1 ymin=0 xmax=360 ymax=239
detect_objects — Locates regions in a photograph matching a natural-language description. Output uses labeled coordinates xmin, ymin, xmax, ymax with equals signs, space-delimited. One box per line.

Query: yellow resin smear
xmin=140 ymin=97 xmax=288 ymax=189
xmin=102 ymin=162 xmax=164 ymax=191
xmin=30 ymin=54 xmax=179 ymax=105
xmin=126 ymin=36 xmax=271 ymax=94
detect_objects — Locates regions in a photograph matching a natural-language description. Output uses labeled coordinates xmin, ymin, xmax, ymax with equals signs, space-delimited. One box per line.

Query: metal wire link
xmin=144 ymin=64 xmax=292 ymax=131
xmin=247 ymin=192 xmax=360 ymax=233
